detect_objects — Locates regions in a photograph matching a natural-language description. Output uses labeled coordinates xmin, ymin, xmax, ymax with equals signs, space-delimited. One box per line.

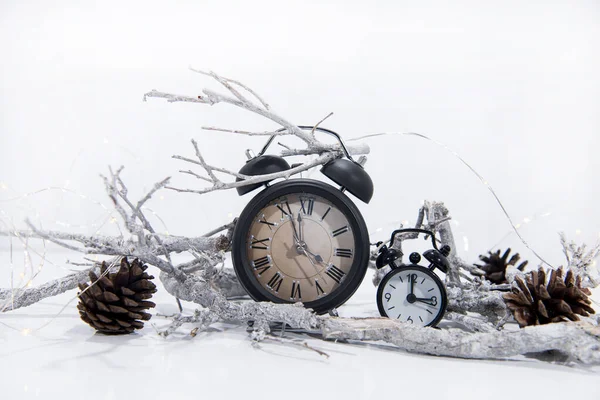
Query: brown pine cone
xmin=503 ymin=267 xmax=595 ymax=327
xmin=474 ymin=248 xmax=528 ymax=284
xmin=77 ymin=257 xmax=157 ymax=334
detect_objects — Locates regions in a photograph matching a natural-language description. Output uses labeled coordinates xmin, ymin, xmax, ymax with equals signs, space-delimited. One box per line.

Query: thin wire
xmin=0 ymin=186 xmax=109 ymax=210
xmin=349 ymin=132 xmax=555 ymax=268
xmin=488 ymin=211 xmax=553 ymax=251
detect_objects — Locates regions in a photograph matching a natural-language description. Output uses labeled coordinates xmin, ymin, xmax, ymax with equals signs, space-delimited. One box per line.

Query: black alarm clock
xmin=231 ymin=126 xmax=373 ymax=314
xmin=375 ymin=228 xmax=451 ymax=327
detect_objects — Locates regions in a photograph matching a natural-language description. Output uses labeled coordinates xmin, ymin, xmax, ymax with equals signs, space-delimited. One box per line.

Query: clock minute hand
xmin=297 ymin=212 xmax=304 ymax=243
xmin=415 ymin=297 xmax=438 ymax=306
xmin=288 ymin=213 xmax=300 ymax=243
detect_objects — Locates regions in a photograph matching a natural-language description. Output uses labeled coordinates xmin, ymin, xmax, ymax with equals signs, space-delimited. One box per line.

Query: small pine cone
xmin=474 ymin=248 xmax=528 ymax=284
xmin=77 ymin=257 xmax=157 ymax=334
xmin=215 ymin=234 xmax=231 ymax=252
xmin=503 ymin=267 xmax=595 ymax=328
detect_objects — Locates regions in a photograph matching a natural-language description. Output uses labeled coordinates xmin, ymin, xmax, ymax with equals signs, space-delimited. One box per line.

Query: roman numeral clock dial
xmin=247 ymin=194 xmax=354 ymax=302
xmin=231 ymin=180 xmax=370 ymax=314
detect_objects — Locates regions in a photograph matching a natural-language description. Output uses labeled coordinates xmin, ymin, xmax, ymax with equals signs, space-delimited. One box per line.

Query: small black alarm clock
xmin=375 ymin=228 xmax=451 ymax=327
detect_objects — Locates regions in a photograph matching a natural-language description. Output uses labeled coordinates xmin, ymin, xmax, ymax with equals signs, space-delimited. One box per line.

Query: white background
xmin=1 ymin=1 xmax=599 ymax=399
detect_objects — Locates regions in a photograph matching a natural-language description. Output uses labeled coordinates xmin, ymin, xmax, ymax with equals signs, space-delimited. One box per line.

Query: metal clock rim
xmin=231 ymin=178 xmax=370 ymax=315
xmin=376 ymin=265 xmax=448 ymax=327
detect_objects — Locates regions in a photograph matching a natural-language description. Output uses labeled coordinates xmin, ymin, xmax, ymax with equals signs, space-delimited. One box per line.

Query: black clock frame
xmin=231 ymin=179 xmax=370 ymax=314
xmin=376 ymin=265 xmax=448 ymax=327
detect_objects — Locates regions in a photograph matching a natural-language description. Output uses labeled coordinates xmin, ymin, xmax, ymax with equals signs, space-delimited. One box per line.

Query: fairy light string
xmin=0 ymin=175 xmax=174 ymax=332
xmin=0 ymin=182 xmax=121 ymax=330
xmin=350 ymin=131 xmax=557 ymax=268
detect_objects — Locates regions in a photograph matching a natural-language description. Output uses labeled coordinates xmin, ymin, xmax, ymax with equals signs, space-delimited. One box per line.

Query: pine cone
xmin=503 ymin=267 xmax=595 ymax=327
xmin=474 ymin=248 xmax=528 ymax=284
xmin=77 ymin=257 xmax=157 ymax=334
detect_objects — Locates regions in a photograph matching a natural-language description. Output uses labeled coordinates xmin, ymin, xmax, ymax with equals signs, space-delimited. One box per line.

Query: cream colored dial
xmin=246 ymin=193 xmax=355 ymax=303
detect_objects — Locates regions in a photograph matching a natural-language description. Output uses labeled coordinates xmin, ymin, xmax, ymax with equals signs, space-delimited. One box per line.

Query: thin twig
xmin=202 ymin=126 xmax=284 ymax=137
xmin=310 ymin=112 xmax=334 ymax=137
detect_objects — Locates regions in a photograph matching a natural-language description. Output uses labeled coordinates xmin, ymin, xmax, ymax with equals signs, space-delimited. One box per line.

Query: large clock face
xmin=377 ymin=266 xmax=447 ymax=327
xmin=246 ymin=193 xmax=355 ymax=303
xmin=231 ymin=179 xmax=370 ymax=314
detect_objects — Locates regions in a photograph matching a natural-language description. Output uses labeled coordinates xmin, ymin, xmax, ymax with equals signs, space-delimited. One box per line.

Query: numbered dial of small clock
xmin=246 ymin=193 xmax=355 ymax=303
xmin=380 ymin=267 xmax=445 ymax=327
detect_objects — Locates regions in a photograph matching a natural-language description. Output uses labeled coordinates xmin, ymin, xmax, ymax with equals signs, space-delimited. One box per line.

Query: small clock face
xmin=377 ymin=265 xmax=447 ymax=327
xmin=232 ymin=179 xmax=370 ymax=314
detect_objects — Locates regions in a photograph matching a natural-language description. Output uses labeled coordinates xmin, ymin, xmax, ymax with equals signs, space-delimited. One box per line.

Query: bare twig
xmin=202 ymin=126 xmax=283 ymax=137
xmin=189 ymin=68 xmax=271 ymax=110
xmin=560 ymin=232 xmax=600 ymax=288
xmin=257 ymin=336 xmax=330 ymax=358
xmin=310 ymin=112 xmax=334 ymax=137
xmin=168 ymin=152 xmax=337 ymax=195
xmin=145 ymin=70 xmax=370 ymax=197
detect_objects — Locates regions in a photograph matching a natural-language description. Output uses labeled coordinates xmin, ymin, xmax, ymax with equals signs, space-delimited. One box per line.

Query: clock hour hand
xmin=304 ymin=247 xmax=324 ymax=263
xmin=299 ymin=247 xmax=329 ymax=284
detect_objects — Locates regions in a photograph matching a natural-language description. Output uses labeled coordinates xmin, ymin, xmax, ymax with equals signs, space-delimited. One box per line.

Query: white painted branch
xmin=443 ymin=312 xmax=496 ymax=333
xmin=146 ymin=71 xmax=371 ymax=197
xmin=560 ymin=232 xmax=600 ymax=288
xmin=144 ymin=89 xmax=315 ymax=145
xmin=143 ymin=90 xmax=208 ymax=104
xmin=321 ymin=317 xmax=600 ymax=364
xmin=279 ymin=142 xmax=370 ymax=157
xmin=160 ymin=272 xmax=319 ymax=331
xmin=201 ymin=88 xmax=316 ymax=144
xmin=4 ymin=227 xmax=222 ymax=258
xmin=189 ymin=68 xmax=271 ymax=110
xmin=446 ymin=285 xmax=508 ymax=323
xmin=201 ymin=126 xmax=370 ymax=157
xmin=159 ymin=308 xmax=219 ymax=338
xmin=0 ymin=265 xmax=99 ymax=312
xmin=202 ymin=126 xmax=284 ymax=137
xmin=179 ymin=169 xmax=212 ymax=182
xmin=168 ymin=152 xmax=336 ymax=195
